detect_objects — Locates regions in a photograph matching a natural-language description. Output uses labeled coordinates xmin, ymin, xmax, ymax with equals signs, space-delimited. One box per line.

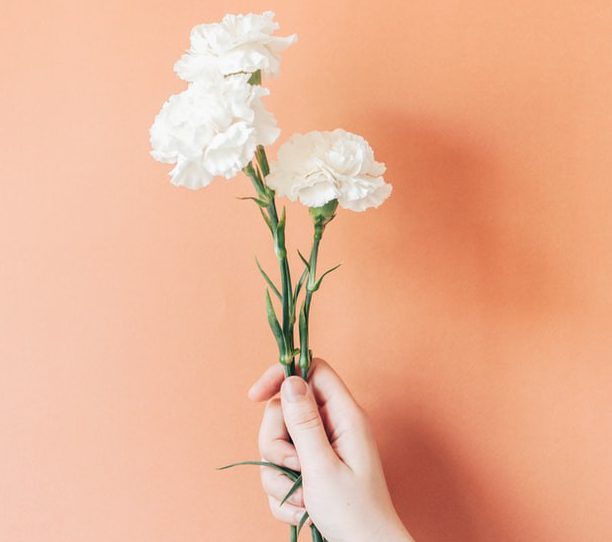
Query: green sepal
xmin=248 ymin=69 xmax=262 ymax=85
xmin=280 ymin=474 xmax=302 ymax=507
xmin=256 ymin=258 xmax=281 ymax=300
xmin=265 ymin=289 xmax=286 ymax=357
xmin=256 ymin=145 xmax=270 ymax=177
xmin=309 ymin=199 xmax=338 ymax=228
xmin=242 ymin=161 xmax=264 ymax=192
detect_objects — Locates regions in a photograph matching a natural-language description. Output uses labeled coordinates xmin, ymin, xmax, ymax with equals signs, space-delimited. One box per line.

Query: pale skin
xmin=248 ymin=358 xmax=415 ymax=542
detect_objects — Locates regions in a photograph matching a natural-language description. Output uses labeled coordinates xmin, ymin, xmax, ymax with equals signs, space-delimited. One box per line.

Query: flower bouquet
xmin=150 ymin=11 xmax=391 ymax=541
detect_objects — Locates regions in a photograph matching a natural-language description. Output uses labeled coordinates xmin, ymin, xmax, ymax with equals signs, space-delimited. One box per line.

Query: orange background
xmin=2 ymin=1 xmax=611 ymax=540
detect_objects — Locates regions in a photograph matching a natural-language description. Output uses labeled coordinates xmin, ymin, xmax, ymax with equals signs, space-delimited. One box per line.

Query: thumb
xmin=280 ymin=376 xmax=339 ymax=472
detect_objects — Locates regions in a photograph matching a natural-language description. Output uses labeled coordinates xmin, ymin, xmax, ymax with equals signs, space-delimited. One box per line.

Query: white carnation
xmin=266 ymin=130 xmax=392 ymax=211
xmin=149 ymin=74 xmax=279 ymax=189
xmin=174 ymin=11 xmax=297 ymax=82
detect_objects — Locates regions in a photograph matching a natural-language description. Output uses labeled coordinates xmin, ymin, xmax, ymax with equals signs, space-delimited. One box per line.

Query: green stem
xmin=247 ymin=80 xmax=299 ymax=542
xmin=243 ymin=161 xmax=266 ymax=195
xmin=299 ymin=225 xmax=323 ymax=376
xmin=246 ymin=152 xmax=296 ymax=376
xmin=265 ymin=189 xmax=295 ymax=373
xmin=310 ymin=525 xmax=324 ymax=541
xmin=254 ymin=150 xmax=299 ymax=539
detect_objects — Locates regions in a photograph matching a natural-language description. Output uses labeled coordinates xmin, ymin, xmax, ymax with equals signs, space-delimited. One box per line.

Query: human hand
xmin=248 ymin=359 xmax=414 ymax=542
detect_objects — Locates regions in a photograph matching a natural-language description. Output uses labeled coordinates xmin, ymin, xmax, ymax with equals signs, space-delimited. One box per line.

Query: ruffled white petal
xmin=267 ymin=129 xmax=392 ymax=212
xmin=149 ymin=74 xmax=279 ymax=188
xmin=174 ymin=11 xmax=297 ymax=82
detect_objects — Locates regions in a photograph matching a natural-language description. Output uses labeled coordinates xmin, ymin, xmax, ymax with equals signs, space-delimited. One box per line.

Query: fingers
xmin=307 ymin=361 xmax=374 ymax=472
xmin=248 ymin=359 xmax=361 ymax=416
xmin=260 ymin=467 xmax=304 ymax=508
xmin=267 ymin=495 xmax=306 ymax=526
xmin=308 ymin=358 xmax=361 ymax=416
xmin=259 ymin=398 xmax=300 ymax=471
xmin=252 ymin=359 xmax=368 ymax=474
xmin=280 ymin=376 xmax=340 ymax=473
xmin=258 ymin=399 xmax=306 ymax=526
xmin=248 ymin=364 xmax=285 ymax=402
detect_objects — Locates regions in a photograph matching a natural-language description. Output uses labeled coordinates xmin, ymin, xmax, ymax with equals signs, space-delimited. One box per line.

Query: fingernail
xmin=282 ymin=377 xmax=307 ymax=402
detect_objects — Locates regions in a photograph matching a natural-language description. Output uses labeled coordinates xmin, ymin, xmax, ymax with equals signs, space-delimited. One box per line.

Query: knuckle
xmin=258 ymin=438 xmax=272 ymax=459
xmin=289 ymin=489 xmax=304 ymax=507
xmin=291 ymin=410 xmax=321 ymax=431
xmin=259 ymin=468 xmax=275 ymax=491
xmin=269 ymin=502 xmax=283 ymax=520
xmin=268 ymin=498 xmax=290 ymax=523
xmin=258 ymin=399 xmax=281 ymax=456
xmin=261 ymin=469 xmax=295 ymax=503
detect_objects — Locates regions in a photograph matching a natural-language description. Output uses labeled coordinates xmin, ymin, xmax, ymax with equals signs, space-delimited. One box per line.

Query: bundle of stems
xmin=151 ymin=16 xmax=391 ymax=538
xmin=221 ymin=144 xmax=339 ymax=542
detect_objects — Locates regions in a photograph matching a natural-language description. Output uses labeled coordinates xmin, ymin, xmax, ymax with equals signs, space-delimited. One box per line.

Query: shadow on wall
xmin=376 ymin=408 xmax=478 ymax=542
xmin=361 ymin=110 xmax=576 ymax=321
xmin=351 ymin=112 xmax=577 ymax=541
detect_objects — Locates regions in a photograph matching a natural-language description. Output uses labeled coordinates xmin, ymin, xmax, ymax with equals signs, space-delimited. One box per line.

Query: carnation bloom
xmin=174 ymin=11 xmax=297 ymax=82
xmin=149 ymin=74 xmax=279 ymax=189
xmin=266 ymin=129 xmax=392 ymax=211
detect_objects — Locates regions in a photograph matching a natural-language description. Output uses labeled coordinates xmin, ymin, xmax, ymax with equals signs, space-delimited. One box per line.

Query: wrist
xmin=374 ymin=521 xmax=413 ymax=542
xmin=352 ymin=514 xmax=413 ymax=542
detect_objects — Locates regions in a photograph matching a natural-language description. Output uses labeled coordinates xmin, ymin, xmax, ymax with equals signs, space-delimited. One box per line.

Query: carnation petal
xmin=175 ymin=11 xmax=297 ymax=82
xmin=170 ymin=158 xmax=213 ymax=190
xmin=205 ymin=122 xmax=255 ymax=177
xmin=150 ymin=73 xmax=278 ymax=188
xmin=268 ymin=130 xmax=392 ymax=211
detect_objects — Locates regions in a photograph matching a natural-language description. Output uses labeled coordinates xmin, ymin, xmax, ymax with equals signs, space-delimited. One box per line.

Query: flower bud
xmin=309 ymin=199 xmax=338 ymax=228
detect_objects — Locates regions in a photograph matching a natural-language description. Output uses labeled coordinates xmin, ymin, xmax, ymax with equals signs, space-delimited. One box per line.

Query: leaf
xmin=312 ymin=263 xmax=342 ymax=292
xmin=236 ymin=196 xmax=268 ymax=207
xmin=217 ymin=460 xmax=299 ymax=482
xmin=296 ymin=511 xmax=309 ymax=537
xmin=280 ymin=474 xmax=302 ymax=507
xmin=259 ymin=208 xmax=274 ymax=234
xmin=297 ymin=250 xmax=310 ymax=271
xmin=265 ymin=289 xmax=286 ymax=355
xmin=293 ymin=264 xmax=309 ymax=305
xmin=256 ymin=258 xmax=281 ymax=300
